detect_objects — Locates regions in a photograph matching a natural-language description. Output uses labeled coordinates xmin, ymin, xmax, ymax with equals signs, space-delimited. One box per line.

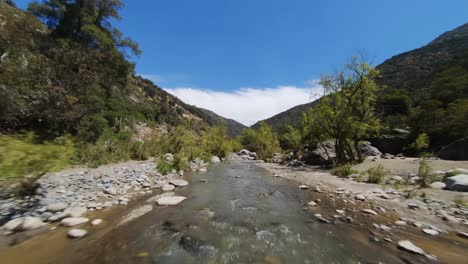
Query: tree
xmin=28 ymin=0 xmax=141 ymax=57
xmin=303 ymin=56 xmax=380 ymax=164
xmin=1 ymin=0 xmax=16 ymax=7
xmin=239 ymin=122 xmax=280 ymax=160
xmin=279 ymin=125 xmax=302 ymax=157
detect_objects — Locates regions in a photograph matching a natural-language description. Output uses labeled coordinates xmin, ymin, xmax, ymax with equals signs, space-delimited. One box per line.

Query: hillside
xmin=0 ymin=2 xmax=240 ymax=139
xmin=253 ymin=23 xmax=468 ymax=150
xmin=198 ymin=108 xmax=246 ymax=137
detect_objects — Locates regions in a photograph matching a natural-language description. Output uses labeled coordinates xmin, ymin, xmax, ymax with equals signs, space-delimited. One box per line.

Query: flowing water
xmin=70 ymin=161 xmax=403 ymax=264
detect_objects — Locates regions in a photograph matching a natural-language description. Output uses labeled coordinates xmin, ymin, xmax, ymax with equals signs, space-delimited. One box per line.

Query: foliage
xmin=279 ymin=125 xmax=302 ymax=157
xmin=302 ymin=55 xmax=380 ymax=164
xmin=239 ymin=122 xmax=280 ymax=160
xmin=201 ymin=124 xmax=234 ymax=158
xmin=0 ymin=132 xmax=75 ymax=179
xmin=332 ymin=163 xmax=357 ymax=178
xmin=418 ymin=160 xmax=437 ymax=187
xmin=408 ymin=133 xmax=430 ymax=154
xmin=366 ymin=165 xmax=387 ymax=184
xmin=453 ymin=197 xmax=468 ymax=208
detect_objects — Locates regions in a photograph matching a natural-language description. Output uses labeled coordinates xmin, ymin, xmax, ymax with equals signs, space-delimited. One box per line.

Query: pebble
xmin=457 ymin=231 xmax=468 ymax=239
xmin=308 ymin=201 xmax=317 ymax=206
xmin=46 ymin=202 xmax=69 ymax=212
xmin=408 ymin=203 xmax=420 ymax=210
xmin=169 ymin=179 xmax=189 ymax=187
xmin=162 ymin=185 xmax=175 ymax=192
xmin=394 ymin=220 xmax=407 ymax=226
xmin=354 ymin=194 xmax=366 ymax=201
xmin=157 ymin=196 xmax=187 ymax=206
xmin=299 ymin=185 xmax=309 ymax=190
xmin=67 ymin=229 xmax=87 ymax=238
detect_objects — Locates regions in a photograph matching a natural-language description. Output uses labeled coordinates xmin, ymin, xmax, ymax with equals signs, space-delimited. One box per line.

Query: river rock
xmin=398 ymin=240 xmax=425 ymax=255
xmin=210 ymin=156 xmax=221 ymax=163
xmin=67 ymin=229 xmax=87 ymax=238
xmin=157 ymin=196 xmax=186 ymax=206
xmin=354 ymin=194 xmax=366 ymax=201
xmin=362 ymin=209 xmax=378 ymax=215
xmin=422 ymin=229 xmax=439 ymax=236
xmin=2 ymin=218 xmax=24 ymax=231
xmin=119 ymin=205 xmax=153 ymax=226
xmin=308 ymin=201 xmax=317 ymax=206
xmin=61 ymin=217 xmax=89 ymax=227
xmin=47 ymin=202 xmax=68 ymax=212
xmin=103 ymin=187 xmax=117 ymax=195
xmin=162 ymin=185 xmax=175 ymax=191
xmin=408 ymin=203 xmax=420 ymax=210
xmin=19 ymin=217 xmax=44 ymax=230
xmin=444 ymin=174 xmax=468 ymax=192
xmin=169 ymin=179 xmax=189 ymax=187
xmin=64 ymin=207 xmax=87 ymax=217
xmin=299 ymin=185 xmax=309 ymax=190
xmin=360 ymin=141 xmax=382 ymax=156
xmin=429 ymin=181 xmax=446 ymax=189
xmin=91 ymin=219 xmax=102 ymax=226
xmin=395 ymin=220 xmax=407 ymax=226
xmin=457 ymin=231 xmax=468 ymax=239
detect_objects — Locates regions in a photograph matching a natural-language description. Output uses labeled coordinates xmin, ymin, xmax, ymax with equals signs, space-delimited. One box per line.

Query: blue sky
xmin=14 ymin=0 xmax=468 ymax=125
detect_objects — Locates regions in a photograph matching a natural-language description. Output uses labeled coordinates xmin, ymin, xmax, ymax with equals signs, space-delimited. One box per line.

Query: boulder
xmin=306 ymin=140 xmax=336 ymax=165
xmin=444 ymin=174 xmax=468 ymax=192
xmin=238 ymin=149 xmax=251 ymax=155
xmin=2 ymin=218 xmax=24 ymax=231
xmin=360 ymin=141 xmax=382 ymax=156
xmin=157 ymin=196 xmax=186 ymax=206
xmin=67 ymin=229 xmax=87 ymax=238
xmin=46 ymin=202 xmax=68 ymax=212
xmin=437 ymin=137 xmax=468 ymax=161
xmin=210 ymin=156 xmax=221 ymax=163
xmin=369 ymin=129 xmax=409 ymax=155
xmin=61 ymin=217 xmax=89 ymax=227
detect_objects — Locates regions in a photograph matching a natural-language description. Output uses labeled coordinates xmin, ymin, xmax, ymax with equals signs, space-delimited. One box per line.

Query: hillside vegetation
xmin=0 ymin=1 xmax=242 ymax=179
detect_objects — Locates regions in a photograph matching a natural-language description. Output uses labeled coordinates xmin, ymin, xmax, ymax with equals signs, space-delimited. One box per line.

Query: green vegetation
xmin=239 ymin=122 xmax=280 ymax=160
xmin=0 ymin=133 xmax=74 ymax=179
xmin=453 ymin=197 xmax=468 ymax=207
xmin=302 ymin=56 xmax=380 ymax=164
xmin=332 ymin=163 xmax=357 ymax=178
xmin=418 ymin=160 xmax=437 ymax=187
xmin=366 ymin=165 xmax=387 ymax=184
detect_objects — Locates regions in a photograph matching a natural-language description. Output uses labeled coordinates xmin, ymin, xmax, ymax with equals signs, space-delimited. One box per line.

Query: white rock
xmin=299 ymin=185 xmax=309 ymax=190
xmin=162 ymin=184 xmax=175 ymax=191
xmin=103 ymin=187 xmax=117 ymax=195
xmin=422 ymin=229 xmax=439 ymax=236
xmin=457 ymin=231 xmax=468 ymax=239
xmin=64 ymin=207 xmax=87 ymax=217
xmin=308 ymin=201 xmax=317 ymax=206
xmin=67 ymin=229 xmax=87 ymax=238
xmin=444 ymin=174 xmax=468 ymax=192
xmin=429 ymin=181 xmax=446 ymax=189
xmin=2 ymin=218 xmax=24 ymax=231
xmin=157 ymin=196 xmax=187 ymax=206
xmin=362 ymin=209 xmax=378 ymax=215
xmin=336 ymin=209 xmax=345 ymax=215
xmin=395 ymin=220 xmax=407 ymax=226
xmin=408 ymin=203 xmax=420 ymax=210
xmin=19 ymin=217 xmax=44 ymax=230
xmin=210 ymin=156 xmax=221 ymax=163
xmin=169 ymin=179 xmax=189 ymax=187
xmin=61 ymin=217 xmax=89 ymax=227
xmin=91 ymin=219 xmax=102 ymax=226
xmin=47 ymin=202 xmax=68 ymax=212
xmin=354 ymin=194 xmax=366 ymax=201
xmin=397 ymin=240 xmax=426 ymax=256
xmin=119 ymin=205 xmax=153 ymax=226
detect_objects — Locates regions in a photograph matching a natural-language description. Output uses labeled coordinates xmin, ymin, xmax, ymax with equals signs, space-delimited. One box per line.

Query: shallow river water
xmin=72 ymin=161 xmax=404 ymax=264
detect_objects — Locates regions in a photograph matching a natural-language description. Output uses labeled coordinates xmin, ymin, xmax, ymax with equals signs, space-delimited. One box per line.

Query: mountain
xmin=253 ymin=23 xmax=468 ymax=144
xmin=198 ymin=108 xmax=246 ymax=137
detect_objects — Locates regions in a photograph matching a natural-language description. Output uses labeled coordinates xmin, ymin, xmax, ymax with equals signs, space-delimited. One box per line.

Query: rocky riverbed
xmin=257 ymin=160 xmax=468 ymax=262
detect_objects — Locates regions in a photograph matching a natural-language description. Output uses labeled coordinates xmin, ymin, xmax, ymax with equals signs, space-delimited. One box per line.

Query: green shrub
xmin=332 ymin=163 xmax=357 ymax=178
xmin=366 ymin=165 xmax=387 ymax=184
xmin=0 ymin=132 xmax=75 ymax=179
xmin=418 ymin=160 xmax=437 ymax=187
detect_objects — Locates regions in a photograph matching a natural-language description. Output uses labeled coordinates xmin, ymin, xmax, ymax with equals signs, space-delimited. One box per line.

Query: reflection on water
xmin=78 ymin=161 xmax=399 ymax=264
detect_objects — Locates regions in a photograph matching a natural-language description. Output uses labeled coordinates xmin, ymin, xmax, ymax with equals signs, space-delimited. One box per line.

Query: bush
xmin=239 ymin=122 xmax=280 ymax=160
xmin=418 ymin=160 xmax=437 ymax=187
xmin=366 ymin=165 xmax=387 ymax=184
xmin=332 ymin=163 xmax=357 ymax=178
xmin=0 ymin=132 xmax=75 ymax=179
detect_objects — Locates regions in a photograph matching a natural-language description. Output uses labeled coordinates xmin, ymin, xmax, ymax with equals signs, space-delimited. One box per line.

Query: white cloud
xmin=165 ymin=83 xmax=323 ymax=126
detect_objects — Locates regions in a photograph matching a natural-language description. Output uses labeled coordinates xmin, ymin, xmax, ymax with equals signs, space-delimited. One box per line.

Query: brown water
xmin=1 ymin=161 xmax=412 ymax=263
